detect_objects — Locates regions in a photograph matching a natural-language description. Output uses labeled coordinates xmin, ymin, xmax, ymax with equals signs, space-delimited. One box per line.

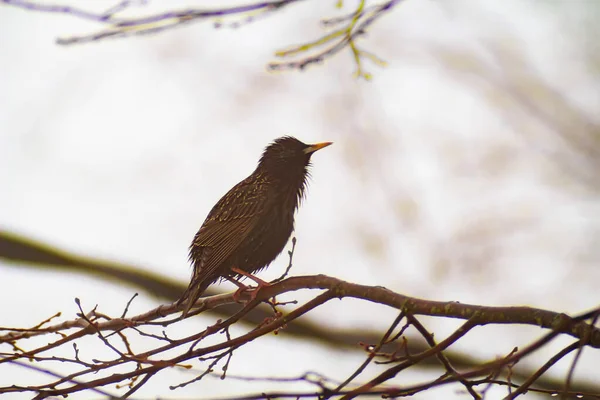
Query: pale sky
xmin=1 ymin=1 xmax=599 ymax=398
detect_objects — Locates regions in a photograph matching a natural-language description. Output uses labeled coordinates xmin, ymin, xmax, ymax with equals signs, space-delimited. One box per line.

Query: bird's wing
xmin=189 ymin=176 xmax=267 ymax=282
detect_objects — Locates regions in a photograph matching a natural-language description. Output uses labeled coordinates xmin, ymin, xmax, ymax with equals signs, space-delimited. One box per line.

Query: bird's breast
xmin=231 ymin=196 xmax=295 ymax=273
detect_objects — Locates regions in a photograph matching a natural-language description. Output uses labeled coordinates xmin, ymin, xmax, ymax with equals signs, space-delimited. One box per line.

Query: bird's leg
xmin=223 ymin=275 xmax=251 ymax=303
xmin=230 ymin=267 xmax=271 ymax=302
xmin=231 ymin=268 xmax=271 ymax=287
xmin=224 ymin=275 xmax=249 ymax=290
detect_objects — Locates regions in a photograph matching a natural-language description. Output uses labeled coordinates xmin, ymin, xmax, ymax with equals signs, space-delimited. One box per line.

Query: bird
xmin=178 ymin=136 xmax=332 ymax=317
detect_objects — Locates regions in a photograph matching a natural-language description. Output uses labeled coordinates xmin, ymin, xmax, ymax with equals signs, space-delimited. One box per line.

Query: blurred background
xmin=1 ymin=0 xmax=599 ymax=398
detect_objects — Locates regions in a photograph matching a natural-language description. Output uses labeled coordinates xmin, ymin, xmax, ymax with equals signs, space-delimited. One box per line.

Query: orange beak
xmin=304 ymin=141 xmax=333 ymax=154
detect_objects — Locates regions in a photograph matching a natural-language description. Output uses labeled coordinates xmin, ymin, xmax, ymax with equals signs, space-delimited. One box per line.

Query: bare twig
xmin=1 ymin=276 xmax=599 ymax=398
xmin=2 ymin=0 xmax=402 ymax=76
xmin=561 ymin=309 xmax=600 ymax=400
xmin=330 ymin=311 xmax=405 ymax=395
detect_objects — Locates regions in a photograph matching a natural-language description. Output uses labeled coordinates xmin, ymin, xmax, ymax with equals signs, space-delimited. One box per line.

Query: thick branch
xmin=4 ymin=275 xmax=599 ymax=348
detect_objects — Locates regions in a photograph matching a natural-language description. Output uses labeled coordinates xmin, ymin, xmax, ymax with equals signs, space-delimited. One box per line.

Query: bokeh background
xmin=1 ymin=0 xmax=599 ymax=398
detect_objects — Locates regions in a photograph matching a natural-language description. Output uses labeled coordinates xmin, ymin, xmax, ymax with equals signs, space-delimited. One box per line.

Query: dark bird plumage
xmin=179 ymin=136 xmax=332 ymax=316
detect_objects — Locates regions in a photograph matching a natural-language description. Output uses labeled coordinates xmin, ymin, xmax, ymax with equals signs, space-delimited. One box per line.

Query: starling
xmin=179 ymin=136 xmax=332 ymax=316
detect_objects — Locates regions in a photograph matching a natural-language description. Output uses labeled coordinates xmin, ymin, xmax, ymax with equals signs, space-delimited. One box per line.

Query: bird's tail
xmin=177 ymin=278 xmax=211 ymax=318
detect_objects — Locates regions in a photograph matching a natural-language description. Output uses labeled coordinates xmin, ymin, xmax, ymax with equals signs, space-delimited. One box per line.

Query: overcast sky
xmin=1 ymin=1 xmax=599 ymax=398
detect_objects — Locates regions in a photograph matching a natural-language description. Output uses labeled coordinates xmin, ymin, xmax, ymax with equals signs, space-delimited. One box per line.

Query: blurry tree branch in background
xmin=432 ymin=41 xmax=600 ymax=190
xmin=2 ymin=0 xmax=401 ymax=79
xmin=2 ymin=230 xmax=600 ymax=399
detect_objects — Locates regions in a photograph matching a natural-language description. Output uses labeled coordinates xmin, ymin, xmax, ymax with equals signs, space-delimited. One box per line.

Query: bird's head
xmin=257 ymin=136 xmax=332 ymax=180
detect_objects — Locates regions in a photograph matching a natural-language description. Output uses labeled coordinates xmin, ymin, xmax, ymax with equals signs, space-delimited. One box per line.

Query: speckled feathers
xmin=179 ymin=136 xmax=331 ymax=316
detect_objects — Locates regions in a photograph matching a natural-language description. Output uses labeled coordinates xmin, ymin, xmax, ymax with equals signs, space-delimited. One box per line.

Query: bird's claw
xmin=232 ymin=281 xmax=271 ymax=303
